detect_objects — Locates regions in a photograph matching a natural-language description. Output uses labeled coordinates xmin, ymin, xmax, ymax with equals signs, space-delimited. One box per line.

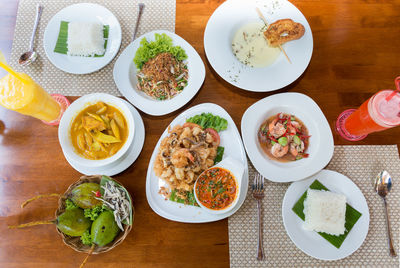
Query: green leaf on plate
xmin=292 ymin=179 xmax=362 ymax=248
xmin=54 ymin=21 xmax=109 ymax=57
xmin=169 ymin=189 xmax=199 ymax=207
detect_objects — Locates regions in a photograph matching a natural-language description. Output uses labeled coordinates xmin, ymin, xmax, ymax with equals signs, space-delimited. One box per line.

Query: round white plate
xmin=63 ymin=99 xmax=145 ymax=176
xmin=204 ymin=0 xmax=313 ymax=92
xmin=146 ymin=103 xmax=248 ymax=223
xmin=282 ymin=170 xmax=370 ymax=260
xmin=241 ymin=92 xmax=333 ymax=182
xmin=113 ymin=30 xmax=206 ymax=116
xmin=43 ymin=3 xmax=122 ymax=74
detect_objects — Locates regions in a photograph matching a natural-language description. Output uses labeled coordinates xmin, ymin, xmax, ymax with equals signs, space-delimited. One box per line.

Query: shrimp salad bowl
xmin=241 ymin=92 xmax=334 ymax=183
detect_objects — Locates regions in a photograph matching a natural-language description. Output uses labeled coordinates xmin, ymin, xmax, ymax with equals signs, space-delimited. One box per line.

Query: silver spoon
xmin=19 ymin=4 xmax=43 ymax=66
xmin=131 ymin=3 xmax=145 ymax=42
xmin=375 ymin=170 xmax=397 ymax=257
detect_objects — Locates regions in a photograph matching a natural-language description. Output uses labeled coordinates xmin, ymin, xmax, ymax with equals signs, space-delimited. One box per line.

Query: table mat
xmin=9 ymin=0 xmax=176 ymax=96
xmin=229 ymin=145 xmax=400 ymax=267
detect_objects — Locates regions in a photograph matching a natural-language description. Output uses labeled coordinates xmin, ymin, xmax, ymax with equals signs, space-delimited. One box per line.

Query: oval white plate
xmin=113 ymin=30 xmax=206 ymax=116
xmin=241 ymin=92 xmax=333 ymax=182
xmin=146 ymin=103 xmax=248 ymax=223
xmin=62 ymin=99 xmax=145 ymax=176
xmin=204 ymin=0 xmax=313 ymax=92
xmin=282 ymin=170 xmax=370 ymax=260
xmin=43 ymin=3 xmax=122 ymax=74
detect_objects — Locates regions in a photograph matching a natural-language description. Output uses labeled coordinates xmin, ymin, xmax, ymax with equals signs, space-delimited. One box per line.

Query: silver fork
xmin=252 ymin=173 xmax=265 ymax=261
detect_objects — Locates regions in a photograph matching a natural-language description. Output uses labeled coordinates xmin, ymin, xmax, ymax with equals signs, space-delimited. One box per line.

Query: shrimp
xmin=271 ymin=143 xmax=289 ymax=158
xmin=289 ymin=141 xmax=305 ymax=157
xmin=171 ymin=149 xmax=194 ymax=168
xmin=269 ymin=118 xmax=286 ymax=138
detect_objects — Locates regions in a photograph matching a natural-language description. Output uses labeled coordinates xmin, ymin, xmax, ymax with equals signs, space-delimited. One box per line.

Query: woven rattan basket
xmin=55 ymin=175 xmax=134 ymax=254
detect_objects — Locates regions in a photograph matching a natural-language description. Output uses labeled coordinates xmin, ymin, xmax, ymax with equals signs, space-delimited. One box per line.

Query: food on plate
xmin=258 ymin=113 xmax=310 ymax=161
xmin=66 ymin=22 xmax=106 ymax=56
xmin=70 ymin=102 xmax=128 ymax=160
xmin=303 ymin=189 xmax=347 ymax=236
xmin=195 ymin=167 xmax=237 ymax=210
xmin=292 ymin=179 xmax=363 ymax=248
xmin=154 ymin=113 xmax=228 ymax=205
xmin=9 ymin=175 xmax=133 ymax=266
xmin=232 ymin=21 xmax=280 ymax=67
xmin=263 ymin=19 xmax=305 ymax=47
xmin=133 ymin=33 xmax=188 ymax=100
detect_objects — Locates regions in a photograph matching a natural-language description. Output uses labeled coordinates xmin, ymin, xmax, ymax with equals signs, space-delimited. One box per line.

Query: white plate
xmin=204 ymin=0 xmax=313 ymax=92
xmin=43 ymin=3 xmax=122 ymax=74
xmin=282 ymin=170 xmax=370 ymax=260
xmin=113 ymin=30 xmax=205 ymax=116
xmin=241 ymin=92 xmax=333 ymax=182
xmin=146 ymin=103 xmax=248 ymax=223
xmin=63 ymin=99 xmax=145 ymax=176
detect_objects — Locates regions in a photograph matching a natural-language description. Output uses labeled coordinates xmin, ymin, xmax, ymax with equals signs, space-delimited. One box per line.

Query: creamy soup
xmin=232 ymin=22 xmax=280 ymax=68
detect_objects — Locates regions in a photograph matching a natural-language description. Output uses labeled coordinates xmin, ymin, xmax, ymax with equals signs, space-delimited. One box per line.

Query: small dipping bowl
xmin=58 ymin=93 xmax=135 ymax=168
xmin=194 ymin=157 xmax=244 ymax=214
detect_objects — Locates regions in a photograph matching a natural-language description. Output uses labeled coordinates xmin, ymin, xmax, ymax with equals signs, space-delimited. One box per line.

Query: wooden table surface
xmin=1 ymin=0 xmax=399 ymax=267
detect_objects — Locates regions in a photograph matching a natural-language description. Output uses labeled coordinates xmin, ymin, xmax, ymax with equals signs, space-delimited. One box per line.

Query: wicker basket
xmin=55 ymin=175 xmax=134 ymax=254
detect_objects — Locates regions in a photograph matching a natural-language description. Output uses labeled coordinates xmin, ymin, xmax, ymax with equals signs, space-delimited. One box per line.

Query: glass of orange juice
xmin=0 ymin=68 xmax=69 ymax=125
xmin=336 ymin=77 xmax=400 ymax=141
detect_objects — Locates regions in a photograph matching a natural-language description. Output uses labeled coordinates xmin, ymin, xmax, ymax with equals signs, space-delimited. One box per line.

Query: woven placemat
xmin=229 ymin=145 xmax=400 ymax=267
xmin=9 ymin=0 xmax=176 ymax=96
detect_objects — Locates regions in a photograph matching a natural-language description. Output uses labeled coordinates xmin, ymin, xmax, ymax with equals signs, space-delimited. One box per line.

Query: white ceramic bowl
xmin=59 ymin=93 xmax=135 ymax=168
xmin=194 ymin=157 xmax=244 ymax=215
xmin=241 ymin=92 xmax=334 ymax=182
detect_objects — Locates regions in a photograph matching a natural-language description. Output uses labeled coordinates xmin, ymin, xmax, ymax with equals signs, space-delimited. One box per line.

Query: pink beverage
xmin=344 ymin=90 xmax=400 ymax=136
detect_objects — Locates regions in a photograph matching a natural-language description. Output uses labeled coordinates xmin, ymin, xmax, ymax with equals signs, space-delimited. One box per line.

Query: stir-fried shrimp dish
xmin=154 ymin=122 xmax=220 ymax=203
xmin=258 ymin=113 xmax=310 ymax=162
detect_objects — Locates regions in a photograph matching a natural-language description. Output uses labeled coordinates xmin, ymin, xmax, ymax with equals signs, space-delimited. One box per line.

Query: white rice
xmin=67 ymin=22 xmax=105 ymax=56
xmin=303 ymin=189 xmax=347 ymax=236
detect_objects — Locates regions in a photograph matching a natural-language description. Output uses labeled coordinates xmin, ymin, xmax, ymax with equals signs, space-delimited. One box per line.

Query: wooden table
xmin=1 ymin=0 xmax=399 ymax=267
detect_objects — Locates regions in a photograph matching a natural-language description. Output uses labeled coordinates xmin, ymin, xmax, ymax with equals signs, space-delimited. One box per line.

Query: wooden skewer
xmin=255 ymin=7 xmax=292 ymax=64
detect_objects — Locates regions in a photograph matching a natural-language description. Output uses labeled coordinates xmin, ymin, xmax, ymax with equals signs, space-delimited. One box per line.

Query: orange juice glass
xmin=0 ymin=72 xmax=68 ymax=124
xmin=336 ymin=77 xmax=400 ymax=141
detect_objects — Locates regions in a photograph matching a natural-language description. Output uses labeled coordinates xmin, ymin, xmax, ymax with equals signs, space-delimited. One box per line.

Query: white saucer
xmin=43 ymin=3 xmax=122 ymax=74
xmin=282 ymin=170 xmax=370 ymax=260
xmin=64 ymin=100 xmax=145 ymax=176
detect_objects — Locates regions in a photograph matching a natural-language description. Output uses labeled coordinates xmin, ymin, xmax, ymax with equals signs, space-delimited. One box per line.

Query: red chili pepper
xmin=95 ymin=191 xmax=101 ymax=197
xmin=269 ymin=136 xmax=278 ymax=142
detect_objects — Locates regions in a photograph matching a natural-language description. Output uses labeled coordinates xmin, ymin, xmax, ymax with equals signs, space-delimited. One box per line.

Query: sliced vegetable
xmin=278 ymin=137 xmax=288 ymax=147
xmin=186 ymin=113 xmax=228 ymax=132
xmin=214 ymin=146 xmax=224 ymax=164
xmin=93 ymin=132 xmax=120 ymax=143
xmin=110 ymin=119 xmax=120 ymax=139
xmin=293 ymin=135 xmax=301 ymax=145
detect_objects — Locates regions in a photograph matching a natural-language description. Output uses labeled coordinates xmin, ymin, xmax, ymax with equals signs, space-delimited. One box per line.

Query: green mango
xmin=70 ymin=183 xmax=102 ymax=209
xmin=91 ymin=210 xmax=120 ymax=247
xmin=56 ymin=208 xmax=91 ymax=237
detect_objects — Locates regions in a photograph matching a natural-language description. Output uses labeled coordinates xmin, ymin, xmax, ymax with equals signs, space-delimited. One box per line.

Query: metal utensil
xmin=252 ymin=173 xmax=265 ymax=261
xmin=375 ymin=170 xmax=397 ymax=257
xmin=132 ymin=3 xmax=145 ymax=42
xmin=19 ymin=4 xmax=43 ymax=66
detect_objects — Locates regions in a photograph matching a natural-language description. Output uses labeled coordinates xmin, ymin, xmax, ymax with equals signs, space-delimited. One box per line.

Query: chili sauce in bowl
xmin=194 ymin=157 xmax=244 ymax=214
